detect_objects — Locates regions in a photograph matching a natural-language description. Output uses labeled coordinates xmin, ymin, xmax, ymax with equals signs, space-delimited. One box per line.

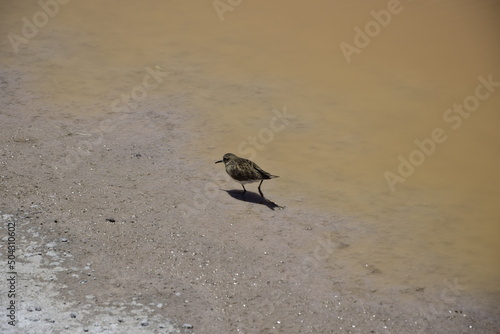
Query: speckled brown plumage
xmin=215 ymin=153 xmax=279 ymax=198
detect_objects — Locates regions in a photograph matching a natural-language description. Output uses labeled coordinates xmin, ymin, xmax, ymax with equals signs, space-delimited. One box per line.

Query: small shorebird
xmin=215 ymin=153 xmax=282 ymax=207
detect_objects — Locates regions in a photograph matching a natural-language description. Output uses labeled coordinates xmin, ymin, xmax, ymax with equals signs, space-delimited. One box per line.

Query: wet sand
xmin=1 ymin=0 xmax=499 ymax=333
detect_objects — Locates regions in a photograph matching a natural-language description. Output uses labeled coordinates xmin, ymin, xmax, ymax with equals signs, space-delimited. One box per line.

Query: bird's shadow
xmin=224 ymin=189 xmax=284 ymax=210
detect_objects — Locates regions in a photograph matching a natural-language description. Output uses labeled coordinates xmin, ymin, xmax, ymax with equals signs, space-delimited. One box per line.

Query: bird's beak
xmin=215 ymin=160 xmax=223 ymax=164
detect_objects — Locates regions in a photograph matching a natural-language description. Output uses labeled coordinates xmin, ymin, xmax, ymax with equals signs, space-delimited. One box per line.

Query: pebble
xmin=46 ymin=250 xmax=58 ymax=257
xmin=182 ymin=323 xmax=193 ymax=329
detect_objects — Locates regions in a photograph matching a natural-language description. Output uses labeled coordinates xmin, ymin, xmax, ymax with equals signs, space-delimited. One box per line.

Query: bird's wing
xmin=251 ymin=161 xmax=277 ymax=179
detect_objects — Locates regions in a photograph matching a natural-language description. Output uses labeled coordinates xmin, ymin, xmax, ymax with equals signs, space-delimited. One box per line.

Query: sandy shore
xmin=1 ymin=67 xmax=499 ymax=333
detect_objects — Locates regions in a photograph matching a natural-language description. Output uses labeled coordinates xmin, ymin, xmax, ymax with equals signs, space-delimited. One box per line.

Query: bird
xmin=215 ymin=153 xmax=280 ymax=202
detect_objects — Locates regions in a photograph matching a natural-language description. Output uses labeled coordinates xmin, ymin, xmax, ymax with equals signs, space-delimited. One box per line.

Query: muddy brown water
xmin=2 ymin=0 xmax=499 ymax=295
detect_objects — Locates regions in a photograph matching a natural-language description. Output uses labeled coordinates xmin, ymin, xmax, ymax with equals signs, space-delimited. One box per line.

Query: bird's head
xmin=215 ymin=153 xmax=237 ymax=164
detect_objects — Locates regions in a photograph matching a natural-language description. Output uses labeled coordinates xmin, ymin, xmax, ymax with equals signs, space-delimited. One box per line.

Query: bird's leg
xmin=258 ymin=180 xmax=265 ymax=198
xmin=241 ymin=184 xmax=247 ymax=196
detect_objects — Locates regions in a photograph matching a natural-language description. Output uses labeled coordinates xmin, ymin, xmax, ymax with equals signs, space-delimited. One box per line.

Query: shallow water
xmin=2 ymin=0 xmax=499 ymax=292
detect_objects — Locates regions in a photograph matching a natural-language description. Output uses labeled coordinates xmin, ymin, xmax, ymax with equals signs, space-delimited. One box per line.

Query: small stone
xmin=141 ymin=322 xmax=149 ymax=327
xmin=35 ymin=306 xmax=42 ymax=311
xmin=46 ymin=250 xmax=58 ymax=257
xmin=106 ymin=218 xmax=116 ymax=222
xmin=182 ymin=323 xmax=193 ymax=329
xmin=70 ymin=313 xmax=77 ymax=319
